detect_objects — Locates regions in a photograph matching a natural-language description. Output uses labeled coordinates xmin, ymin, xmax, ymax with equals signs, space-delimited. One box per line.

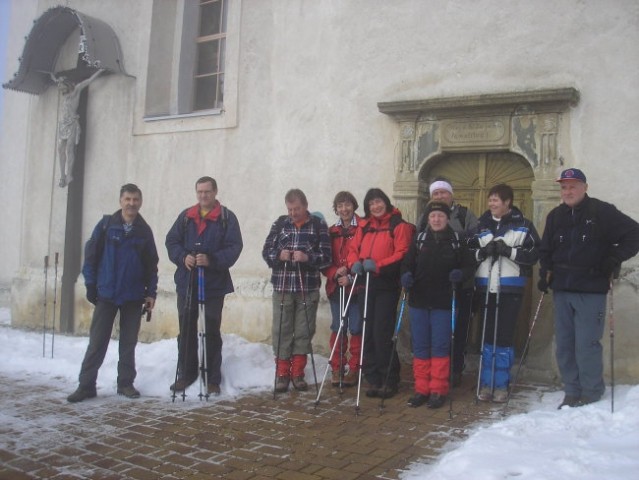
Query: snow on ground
xmin=1 ymin=307 xmax=638 ymax=479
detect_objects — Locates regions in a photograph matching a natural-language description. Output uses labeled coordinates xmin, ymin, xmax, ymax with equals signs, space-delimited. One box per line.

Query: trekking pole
xmin=273 ymin=261 xmax=288 ymax=400
xmin=315 ymin=276 xmax=358 ymax=406
xmin=338 ymin=285 xmax=345 ymax=393
xmin=51 ymin=252 xmax=59 ymax=358
xmin=489 ymin=257 xmax=502 ymax=398
xmin=448 ymin=284 xmax=457 ymax=420
xmin=42 ymin=255 xmax=49 ymax=358
xmin=475 ymin=257 xmax=493 ymax=403
xmin=197 ymin=265 xmax=209 ymax=401
xmin=297 ymin=263 xmax=319 ymax=395
xmin=172 ymin=264 xmax=195 ymax=402
xmin=380 ymin=289 xmax=407 ymax=412
xmin=502 ymin=292 xmax=545 ymax=414
xmin=355 ymin=271 xmax=371 ymax=415
xmin=609 ymin=278 xmax=615 ymax=414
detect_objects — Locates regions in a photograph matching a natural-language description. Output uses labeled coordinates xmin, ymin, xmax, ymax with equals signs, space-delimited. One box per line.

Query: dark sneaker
xmin=291 ymin=376 xmax=308 ymax=391
xmin=207 ymin=384 xmax=221 ymax=396
xmin=427 ymin=393 xmax=446 ymax=409
xmin=558 ymin=395 xmax=580 ymax=409
xmin=407 ymin=393 xmax=429 ymax=408
xmin=169 ymin=377 xmax=197 ymax=392
xmin=378 ymin=384 xmax=398 ymax=399
xmin=67 ymin=386 xmax=97 ymax=403
xmin=275 ymin=375 xmax=290 ymax=393
xmin=117 ymin=385 xmax=140 ymax=398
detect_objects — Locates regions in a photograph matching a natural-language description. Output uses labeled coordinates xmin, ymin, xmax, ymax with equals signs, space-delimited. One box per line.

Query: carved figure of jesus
xmin=50 ymin=69 xmax=104 ymax=187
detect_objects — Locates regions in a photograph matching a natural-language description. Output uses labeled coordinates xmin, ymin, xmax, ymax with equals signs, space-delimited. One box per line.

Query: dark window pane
xmin=194 ymin=75 xmax=218 ymax=110
xmin=197 ymin=39 xmax=219 ymax=75
xmin=199 ymin=1 xmax=222 ymax=36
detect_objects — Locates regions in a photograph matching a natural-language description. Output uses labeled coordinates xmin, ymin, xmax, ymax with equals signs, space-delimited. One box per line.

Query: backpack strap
xmin=457 ymin=205 xmax=468 ymax=230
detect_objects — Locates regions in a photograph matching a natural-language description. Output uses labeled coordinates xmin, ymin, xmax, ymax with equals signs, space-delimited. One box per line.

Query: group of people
xmin=67 ymin=169 xmax=639 ymax=413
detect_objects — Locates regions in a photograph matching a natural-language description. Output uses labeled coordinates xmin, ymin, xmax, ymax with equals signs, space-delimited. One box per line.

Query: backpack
xmin=361 ymin=213 xmax=407 ymax=238
xmin=415 ymin=228 xmax=462 ymax=265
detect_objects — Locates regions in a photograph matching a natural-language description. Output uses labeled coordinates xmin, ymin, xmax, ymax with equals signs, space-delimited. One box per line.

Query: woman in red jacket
xmin=323 ymin=191 xmax=364 ymax=387
xmin=348 ymin=188 xmax=415 ymax=398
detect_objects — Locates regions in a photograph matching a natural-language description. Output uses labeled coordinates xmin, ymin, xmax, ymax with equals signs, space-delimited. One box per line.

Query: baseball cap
xmin=556 ymin=168 xmax=587 ymax=183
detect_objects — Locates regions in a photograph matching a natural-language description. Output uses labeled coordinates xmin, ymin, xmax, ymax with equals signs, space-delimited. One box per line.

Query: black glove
xmin=351 ymin=261 xmax=365 ymax=276
xmin=494 ymin=240 xmax=512 ymax=258
xmin=477 ymin=242 xmax=496 ymax=261
xmin=537 ymin=277 xmax=549 ymax=294
xmin=600 ymin=256 xmax=621 ymax=278
xmin=448 ymin=269 xmax=463 ymax=284
xmin=401 ymin=272 xmax=414 ymax=289
xmin=86 ymin=284 xmax=98 ymax=305
xmin=363 ymin=259 xmax=377 ymax=273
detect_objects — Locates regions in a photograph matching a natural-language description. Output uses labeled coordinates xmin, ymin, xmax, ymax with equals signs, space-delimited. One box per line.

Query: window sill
xmin=143 ymin=108 xmax=223 ymax=122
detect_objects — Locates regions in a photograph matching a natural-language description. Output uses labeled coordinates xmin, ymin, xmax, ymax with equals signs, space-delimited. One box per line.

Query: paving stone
xmin=0 ymin=372 xmax=549 ymax=480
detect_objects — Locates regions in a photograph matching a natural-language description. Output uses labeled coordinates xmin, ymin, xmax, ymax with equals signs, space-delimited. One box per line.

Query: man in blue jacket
xmin=539 ymin=168 xmax=639 ymax=408
xmin=68 ymin=184 xmax=159 ymax=402
xmin=166 ymin=176 xmax=243 ymax=396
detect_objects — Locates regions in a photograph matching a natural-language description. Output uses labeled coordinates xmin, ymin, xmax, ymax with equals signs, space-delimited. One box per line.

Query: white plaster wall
xmin=0 ymin=1 xmax=37 ymax=289
xmin=3 ymin=0 xmax=639 ymax=378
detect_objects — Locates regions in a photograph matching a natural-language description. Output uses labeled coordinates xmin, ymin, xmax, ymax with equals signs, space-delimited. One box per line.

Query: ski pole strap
xmin=198 ymin=267 xmax=205 ymax=304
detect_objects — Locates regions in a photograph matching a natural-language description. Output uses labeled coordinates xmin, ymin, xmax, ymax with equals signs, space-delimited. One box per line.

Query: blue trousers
xmin=553 ymin=291 xmax=606 ymax=400
xmin=409 ymin=307 xmax=451 ymax=359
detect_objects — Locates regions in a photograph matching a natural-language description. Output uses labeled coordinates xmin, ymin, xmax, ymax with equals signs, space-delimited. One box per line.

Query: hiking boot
xmin=291 ymin=376 xmax=308 ymax=391
xmin=427 ymin=392 xmax=446 ymax=409
xmin=492 ymin=388 xmax=508 ymax=403
xmin=331 ymin=369 xmax=342 ymax=387
xmin=378 ymin=384 xmax=398 ymax=399
xmin=67 ymin=386 xmax=97 ymax=403
xmin=477 ymin=386 xmax=493 ymax=402
xmin=207 ymin=384 xmax=221 ymax=396
xmin=407 ymin=393 xmax=429 ymax=408
xmin=117 ymin=385 xmax=140 ymax=399
xmin=342 ymin=369 xmax=358 ymax=387
xmin=558 ymin=395 xmax=580 ymax=409
xmin=275 ymin=375 xmax=290 ymax=393
xmin=576 ymin=396 xmax=599 ymax=407
xmin=366 ymin=384 xmax=381 ymax=398
xmin=170 ymin=377 xmax=197 ymax=392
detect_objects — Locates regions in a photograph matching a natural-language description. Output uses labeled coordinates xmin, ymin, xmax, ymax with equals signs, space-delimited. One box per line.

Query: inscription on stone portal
xmin=442 ymin=118 xmax=509 ymax=149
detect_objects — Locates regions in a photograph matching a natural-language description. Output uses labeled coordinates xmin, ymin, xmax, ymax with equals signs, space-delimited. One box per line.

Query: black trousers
xmin=177 ymin=293 xmax=225 ymax=385
xmin=452 ymin=288 xmax=474 ymax=374
xmin=479 ymin=291 xmax=523 ymax=347
xmin=78 ymin=300 xmax=142 ymax=389
xmin=359 ymin=288 xmax=401 ymax=388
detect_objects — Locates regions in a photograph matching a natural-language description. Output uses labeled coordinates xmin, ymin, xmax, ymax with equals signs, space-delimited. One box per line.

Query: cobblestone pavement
xmin=0 ymin=370 xmax=544 ymax=480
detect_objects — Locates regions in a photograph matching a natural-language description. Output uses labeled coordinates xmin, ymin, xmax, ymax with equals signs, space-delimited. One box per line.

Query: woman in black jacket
xmin=400 ymin=201 xmax=476 ymax=408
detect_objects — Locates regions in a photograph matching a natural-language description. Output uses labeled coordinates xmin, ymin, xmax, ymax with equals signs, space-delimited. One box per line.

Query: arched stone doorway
xmin=378 ymin=88 xmax=580 ymax=380
xmin=420 ymin=151 xmax=535 ymax=355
